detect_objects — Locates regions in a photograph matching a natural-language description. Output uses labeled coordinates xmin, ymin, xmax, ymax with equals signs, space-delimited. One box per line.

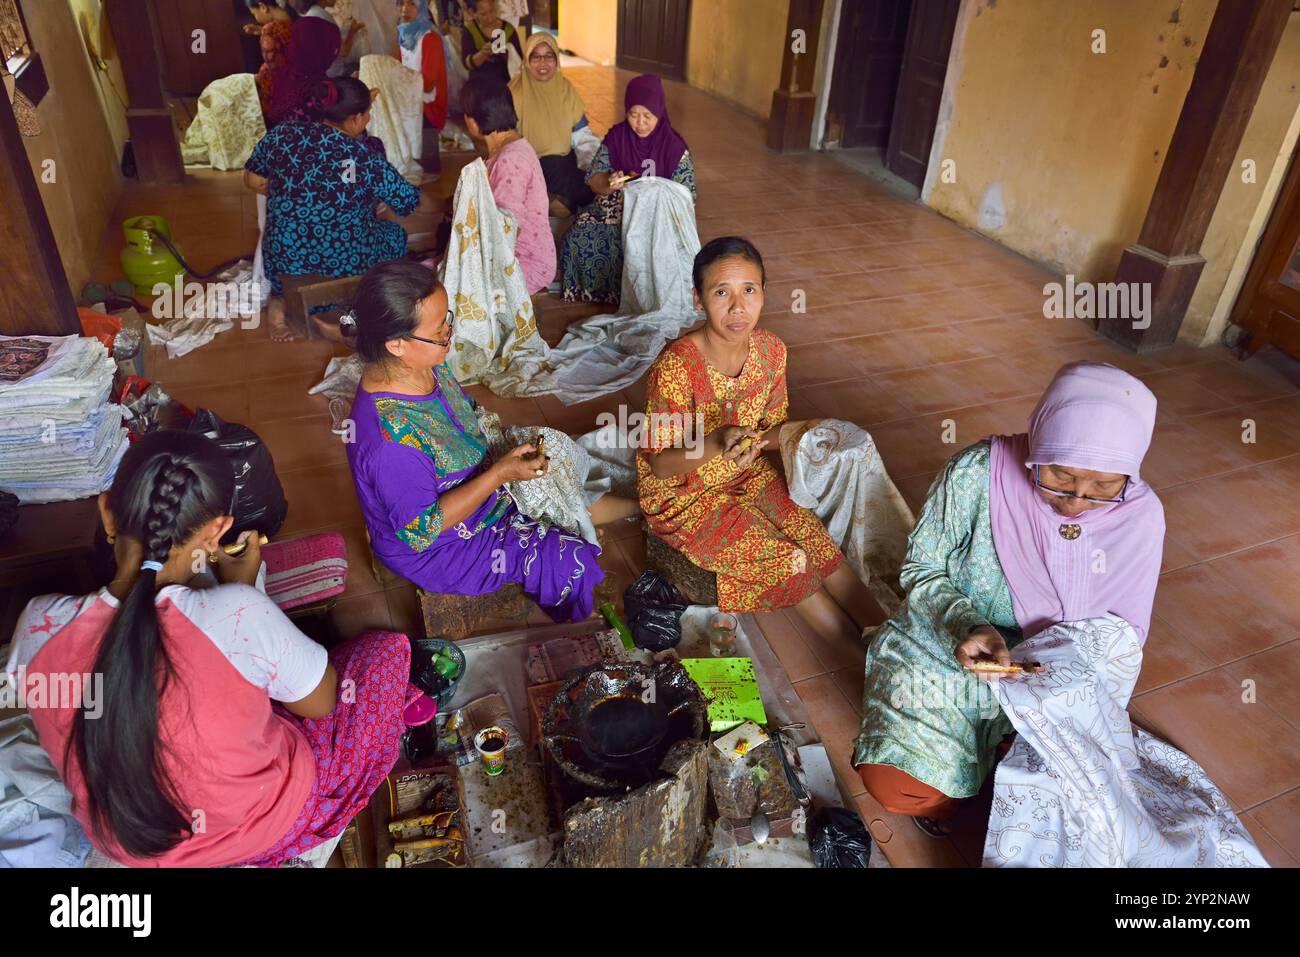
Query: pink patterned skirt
xmin=238 ymin=630 xmax=414 ymax=867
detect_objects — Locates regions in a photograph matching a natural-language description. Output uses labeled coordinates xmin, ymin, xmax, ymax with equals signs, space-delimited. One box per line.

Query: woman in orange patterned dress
xmin=638 ymin=237 xmax=882 ymax=640
xmin=244 ymin=1 xmax=295 ymax=120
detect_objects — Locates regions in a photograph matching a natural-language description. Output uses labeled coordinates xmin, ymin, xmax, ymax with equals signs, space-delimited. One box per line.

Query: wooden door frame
xmin=0 ymin=68 xmax=79 ymax=337
xmin=1227 ymin=137 xmax=1300 ymax=355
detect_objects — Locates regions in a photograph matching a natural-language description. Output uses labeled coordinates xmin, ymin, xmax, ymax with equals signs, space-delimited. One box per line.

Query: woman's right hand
xmin=609 ymin=171 xmax=634 ymax=191
xmin=955 ymin=625 xmax=1012 ymax=674
xmin=715 ymin=425 xmax=757 ymax=460
xmin=494 ymin=443 xmax=549 ymax=483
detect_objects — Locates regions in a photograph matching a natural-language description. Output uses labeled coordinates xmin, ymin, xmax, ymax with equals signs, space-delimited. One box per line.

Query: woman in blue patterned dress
xmin=244 ymin=77 xmax=422 ymax=340
xmin=559 ymin=74 xmax=697 ymax=305
xmin=344 ymin=261 xmax=637 ymax=622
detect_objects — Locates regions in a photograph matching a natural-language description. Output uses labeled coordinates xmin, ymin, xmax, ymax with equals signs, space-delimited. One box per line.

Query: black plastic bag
xmin=623 ymin=570 xmax=686 ymax=651
xmin=808 ymin=806 xmax=873 ymax=868
xmin=187 ymin=409 xmax=288 ymax=540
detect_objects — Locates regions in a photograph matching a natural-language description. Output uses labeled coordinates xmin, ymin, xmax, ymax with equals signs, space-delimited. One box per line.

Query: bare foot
xmin=267 ymin=298 xmax=298 ymax=342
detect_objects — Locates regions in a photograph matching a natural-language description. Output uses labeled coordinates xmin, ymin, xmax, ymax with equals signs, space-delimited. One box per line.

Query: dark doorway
xmin=616 ymin=0 xmax=691 ymax=81
xmin=828 ymin=0 xmax=910 ymax=150
xmin=534 ymin=0 xmax=557 ymax=31
xmin=826 ymin=0 xmax=959 ymax=190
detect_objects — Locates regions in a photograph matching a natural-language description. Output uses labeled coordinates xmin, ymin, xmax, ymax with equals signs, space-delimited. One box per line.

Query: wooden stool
xmin=645 ymin=532 xmax=718 ymax=607
xmin=417 ymin=584 xmax=533 ymax=641
xmin=281 ymin=273 xmax=364 ymax=340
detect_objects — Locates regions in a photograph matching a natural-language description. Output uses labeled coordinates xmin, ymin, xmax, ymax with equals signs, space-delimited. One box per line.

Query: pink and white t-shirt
xmin=5 ymin=583 xmax=328 ymax=867
xmin=487 ymin=137 xmax=556 ymax=294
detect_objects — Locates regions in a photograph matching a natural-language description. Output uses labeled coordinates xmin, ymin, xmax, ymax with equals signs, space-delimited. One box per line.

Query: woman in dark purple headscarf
xmin=559 ymin=74 xmax=697 ymax=305
xmin=267 ymin=13 xmax=341 ymax=126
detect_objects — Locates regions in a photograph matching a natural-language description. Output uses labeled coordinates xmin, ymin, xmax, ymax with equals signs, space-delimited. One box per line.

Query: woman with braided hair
xmin=5 ymin=430 xmax=421 ymax=867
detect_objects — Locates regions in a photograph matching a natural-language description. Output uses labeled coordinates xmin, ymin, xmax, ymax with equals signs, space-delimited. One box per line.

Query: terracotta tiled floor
xmin=88 ymin=67 xmax=1300 ymax=868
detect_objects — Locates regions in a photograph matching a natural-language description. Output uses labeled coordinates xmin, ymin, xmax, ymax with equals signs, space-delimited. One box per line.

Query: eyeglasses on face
xmin=403 ymin=310 xmax=454 ymax=348
xmin=529 ymin=52 xmax=558 ymax=63
xmin=1033 ymin=465 xmax=1129 ymax=505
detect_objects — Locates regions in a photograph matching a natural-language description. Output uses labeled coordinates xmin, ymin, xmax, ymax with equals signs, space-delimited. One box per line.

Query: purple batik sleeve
xmin=370 ymin=441 xmax=446 ymax=553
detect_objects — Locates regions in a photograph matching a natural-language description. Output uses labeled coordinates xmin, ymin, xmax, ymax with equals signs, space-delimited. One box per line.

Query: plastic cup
xmin=474 ymin=725 xmax=509 ymax=776
xmin=709 ymin=612 xmax=739 ymax=657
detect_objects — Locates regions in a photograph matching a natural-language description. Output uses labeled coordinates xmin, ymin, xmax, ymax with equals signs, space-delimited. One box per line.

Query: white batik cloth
xmin=439 ymin=158 xmax=552 ymax=393
xmin=359 ymin=54 xmax=424 ymax=185
xmin=538 ymin=176 xmax=702 ymax=403
xmin=180 ymin=73 xmax=266 ymax=171
xmin=983 ymin=616 xmax=1268 ymax=868
xmin=778 ymin=419 xmax=914 ymax=616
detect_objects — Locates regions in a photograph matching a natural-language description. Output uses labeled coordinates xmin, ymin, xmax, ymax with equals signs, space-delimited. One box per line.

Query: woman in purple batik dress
xmin=344 ymin=261 xmax=634 ymax=621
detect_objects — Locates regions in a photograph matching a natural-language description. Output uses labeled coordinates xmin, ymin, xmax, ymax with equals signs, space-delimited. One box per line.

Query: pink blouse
xmin=486 ymin=137 xmax=556 ymax=294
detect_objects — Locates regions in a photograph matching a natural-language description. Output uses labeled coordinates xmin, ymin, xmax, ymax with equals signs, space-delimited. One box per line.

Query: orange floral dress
xmin=637 ymin=329 xmax=843 ymax=612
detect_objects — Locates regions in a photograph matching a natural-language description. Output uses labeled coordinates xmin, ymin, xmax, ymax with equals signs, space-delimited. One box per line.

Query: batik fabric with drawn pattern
xmin=245 ymin=120 xmax=420 ymax=295
xmin=636 ymin=330 xmax=843 ymax=613
xmin=560 ymin=143 xmax=697 ymax=306
xmin=853 ymin=441 xmax=1022 ymax=800
xmin=346 ymin=363 xmax=604 ymax=622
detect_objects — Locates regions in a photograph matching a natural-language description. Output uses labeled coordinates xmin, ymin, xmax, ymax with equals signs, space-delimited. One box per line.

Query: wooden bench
xmin=280 ymin=273 xmax=364 ymax=341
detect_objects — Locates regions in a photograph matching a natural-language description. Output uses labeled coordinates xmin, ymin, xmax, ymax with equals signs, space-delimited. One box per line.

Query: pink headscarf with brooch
xmin=988 ymin=362 xmax=1165 ymax=642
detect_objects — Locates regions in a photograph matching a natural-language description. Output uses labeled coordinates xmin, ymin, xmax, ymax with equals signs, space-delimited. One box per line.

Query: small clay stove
xmin=543 ymin=660 xmax=707 ymax=793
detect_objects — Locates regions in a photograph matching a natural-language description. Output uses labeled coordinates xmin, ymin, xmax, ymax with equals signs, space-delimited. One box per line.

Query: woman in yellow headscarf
xmin=509 ymin=32 xmax=593 ymax=217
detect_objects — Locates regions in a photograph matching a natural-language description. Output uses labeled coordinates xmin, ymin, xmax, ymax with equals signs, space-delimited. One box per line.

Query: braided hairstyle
xmin=69 ymin=430 xmax=236 ymax=858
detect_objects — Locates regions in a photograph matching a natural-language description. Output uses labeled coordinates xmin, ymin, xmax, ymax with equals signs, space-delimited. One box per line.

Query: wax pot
xmin=543 ymin=661 xmax=707 ymax=792
xmin=119 ymin=215 xmax=184 ymax=295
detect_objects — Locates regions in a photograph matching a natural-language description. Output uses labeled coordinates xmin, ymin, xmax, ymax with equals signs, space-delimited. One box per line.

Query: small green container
xmin=119 ymin=215 xmax=185 ymax=295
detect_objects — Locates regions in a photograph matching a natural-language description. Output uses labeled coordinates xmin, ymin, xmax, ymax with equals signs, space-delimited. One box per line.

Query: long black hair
xmin=692 ymin=235 xmax=766 ymax=293
xmin=310 ymin=77 xmax=372 ymax=124
xmin=69 ymin=429 xmax=235 ymax=858
xmin=349 ymin=260 xmax=445 ymax=363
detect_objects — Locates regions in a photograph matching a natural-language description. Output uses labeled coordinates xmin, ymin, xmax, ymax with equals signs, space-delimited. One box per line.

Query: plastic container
xmin=411 ymin=638 xmax=467 ymax=709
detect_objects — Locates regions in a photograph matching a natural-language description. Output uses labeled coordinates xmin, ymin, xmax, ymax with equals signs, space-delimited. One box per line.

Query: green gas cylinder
xmin=119 ymin=215 xmax=185 ymax=295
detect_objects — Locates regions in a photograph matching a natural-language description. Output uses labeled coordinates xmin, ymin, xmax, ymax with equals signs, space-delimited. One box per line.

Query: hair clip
xmin=339 ymin=310 xmax=358 ymax=331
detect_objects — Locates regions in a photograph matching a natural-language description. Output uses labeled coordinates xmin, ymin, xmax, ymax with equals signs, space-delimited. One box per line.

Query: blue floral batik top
xmin=246 ymin=121 xmax=421 ymax=294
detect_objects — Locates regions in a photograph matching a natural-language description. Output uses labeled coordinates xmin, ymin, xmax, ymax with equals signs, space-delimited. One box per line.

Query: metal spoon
xmin=754 ymin=769 xmax=769 ymax=842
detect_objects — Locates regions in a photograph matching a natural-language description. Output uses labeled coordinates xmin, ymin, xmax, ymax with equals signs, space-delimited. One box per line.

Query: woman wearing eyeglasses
xmin=344 ymin=261 xmax=619 ymax=622
xmin=853 ymin=362 xmax=1165 ymax=836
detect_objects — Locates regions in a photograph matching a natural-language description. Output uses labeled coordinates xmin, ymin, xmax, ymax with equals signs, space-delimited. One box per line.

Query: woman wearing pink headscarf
xmin=853 ymin=362 xmax=1165 ymax=835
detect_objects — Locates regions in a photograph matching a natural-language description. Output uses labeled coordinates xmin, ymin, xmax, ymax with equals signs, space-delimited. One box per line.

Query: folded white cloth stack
xmin=0 ymin=335 xmax=129 ymax=504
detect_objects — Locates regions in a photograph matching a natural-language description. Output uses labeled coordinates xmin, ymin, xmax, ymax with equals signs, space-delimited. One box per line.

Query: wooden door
xmin=149 ymin=0 xmax=245 ymax=96
xmin=617 ymin=0 xmax=690 ymax=81
xmin=828 ymin=0 xmax=910 ymax=149
xmin=533 ymin=0 xmax=557 ymax=31
xmin=1228 ymin=148 xmax=1300 ymax=359
xmin=884 ymin=0 xmax=960 ymax=188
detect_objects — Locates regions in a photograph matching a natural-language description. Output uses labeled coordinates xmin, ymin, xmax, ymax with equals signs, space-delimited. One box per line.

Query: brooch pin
xmin=1058 ymin=523 xmax=1082 ymax=540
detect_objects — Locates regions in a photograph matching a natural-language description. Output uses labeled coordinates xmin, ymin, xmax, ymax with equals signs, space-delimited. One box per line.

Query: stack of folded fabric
xmin=0 ymin=335 xmax=129 ymax=504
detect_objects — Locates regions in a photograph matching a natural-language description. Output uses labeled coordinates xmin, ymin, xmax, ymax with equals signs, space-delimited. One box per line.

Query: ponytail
xmin=69 ymin=431 xmax=235 ymax=858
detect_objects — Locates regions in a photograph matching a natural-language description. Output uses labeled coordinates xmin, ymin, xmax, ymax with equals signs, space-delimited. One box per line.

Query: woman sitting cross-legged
xmin=460 ymin=74 xmax=555 ymax=295
xmin=639 ymin=237 xmax=883 ymax=642
xmin=853 ymin=361 xmax=1165 ymax=837
xmin=4 ymin=430 xmax=417 ymax=867
xmin=509 ymin=31 xmax=594 ymax=218
xmin=560 ymin=73 xmax=697 ymax=306
xmin=344 ymin=260 xmax=636 ymax=622
xmin=244 ymin=76 xmax=427 ymax=341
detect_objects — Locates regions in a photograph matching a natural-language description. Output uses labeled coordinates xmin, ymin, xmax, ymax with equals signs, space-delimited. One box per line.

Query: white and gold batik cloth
xmin=358 ymin=54 xmax=424 ymax=185
xmin=439 ymin=158 xmax=552 ymax=394
xmin=181 ymin=73 xmax=266 ymax=171
xmin=778 ymin=418 xmax=915 ymax=616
